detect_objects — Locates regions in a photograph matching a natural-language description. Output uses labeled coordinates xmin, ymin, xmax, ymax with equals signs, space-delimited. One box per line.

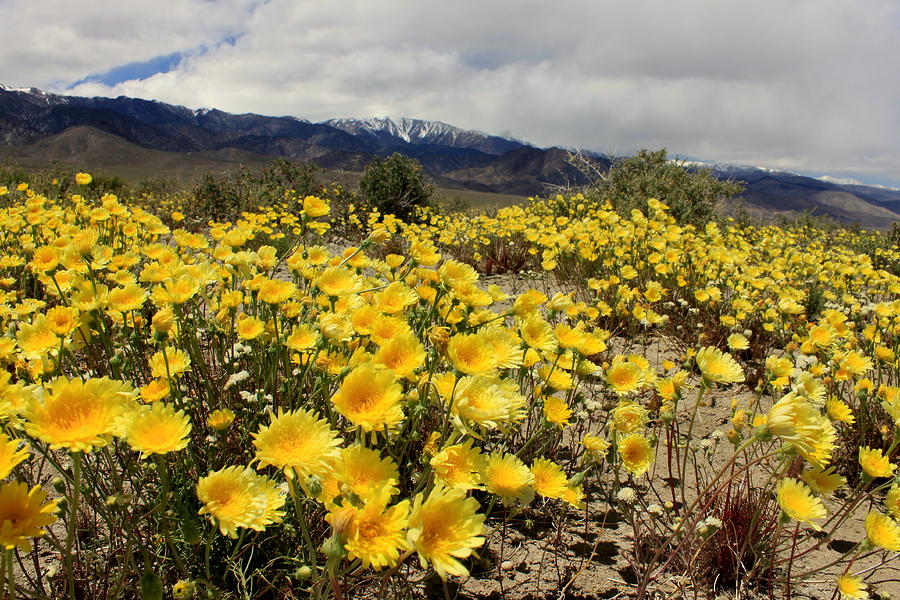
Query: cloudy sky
xmin=4 ymin=0 xmax=899 ymax=186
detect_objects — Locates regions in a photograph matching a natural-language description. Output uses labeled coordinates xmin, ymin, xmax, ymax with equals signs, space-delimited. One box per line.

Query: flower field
xmin=0 ymin=173 xmax=898 ymax=599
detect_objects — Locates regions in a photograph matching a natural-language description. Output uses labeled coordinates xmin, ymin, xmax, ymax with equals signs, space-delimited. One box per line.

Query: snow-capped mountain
xmin=0 ymin=84 xmax=898 ymax=226
xmin=324 ymin=116 xmax=523 ymax=155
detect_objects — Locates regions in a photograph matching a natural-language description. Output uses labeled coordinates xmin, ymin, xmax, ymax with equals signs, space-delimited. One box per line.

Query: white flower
xmin=223 ymin=370 xmax=250 ymax=390
xmin=616 ymin=487 xmax=636 ymax=503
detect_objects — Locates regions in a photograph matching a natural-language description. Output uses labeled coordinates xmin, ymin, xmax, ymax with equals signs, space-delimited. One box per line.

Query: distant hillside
xmin=710 ymin=165 xmax=900 ymax=228
xmin=0 ymin=85 xmax=897 ymax=227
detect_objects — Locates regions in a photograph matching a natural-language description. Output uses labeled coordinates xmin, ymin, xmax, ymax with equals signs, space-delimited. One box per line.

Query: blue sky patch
xmin=68 ymin=51 xmax=185 ymax=89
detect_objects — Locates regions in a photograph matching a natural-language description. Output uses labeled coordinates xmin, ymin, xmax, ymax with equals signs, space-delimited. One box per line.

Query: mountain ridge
xmin=0 ymin=85 xmax=897 ymax=227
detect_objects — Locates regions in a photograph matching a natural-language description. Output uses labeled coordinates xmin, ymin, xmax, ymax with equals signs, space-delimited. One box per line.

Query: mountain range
xmin=1 ymin=85 xmax=898 ymax=228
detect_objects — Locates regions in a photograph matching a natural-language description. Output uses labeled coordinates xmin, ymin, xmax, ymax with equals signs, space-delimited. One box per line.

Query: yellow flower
xmin=825 ymin=398 xmax=854 ymax=424
xmin=75 ymin=172 xmax=93 ymax=185
xmin=30 ymin=245 xmax=60 ymax=273
xmin=334 ymin=444 xmax=400 ymax=500
xmin=451 ymin=375 xmax=526 ymax=429
xmin=123 ymin=403 xmax=191 ymax=457
xmin=561 ymin=484 xmax=586 ymax=510
xmin=149 ymin=347 xmax=191 ymax=379
xmin=481 ymin=452 xmax=534 ymax=505
xmin=431 ymin=439 xmax=484 ymax=490
xmin=235 ymin=314 xmax=265 ymax=340
xmin=447 ymin=332 xmax=498 ymax=375
xmin=865 ymin=511 xmax=900 ymax=551
xmin=108 ymin=283 xmax=149 ymax=313
xmin=366 ymin=226 xmax=391 ymax=245
xmin=837 ymin=350 xmax=872 ymax=378
xmin=618 ymin=434 xmax=654 ymax=477
xmin=801 ymin=467 xmax=846 ymax=495
xmin=253 ymin=408 xmax=341 ymax=480
xmin=0 ymin=482 xmax=59 ymax=550
xmin=438 ymin=260 xmax=479 ymax=290
xmin=197 ymin=466 xmax=285 ymax=538
xmin=45 ymin=306 xmax=80 ymax=336
xmin=172 ymin=579 xmax=197 ymax=600
xmin=0 ymin=433 xmax=29 ymax=479
xmin=302 ymin=195 xmax=330 ymax=217
xmin=315 ymin=266 xmax=360 ymax=297
xmin=16 ymin=315 xmax=58 ymax=360
xmin=377 ymin=281 xmax=417 ymax=314
xmin=139 ymin=378 xmax=170 ymax=403
xmin=330 ymin=490 xmax=410 ymax=570
xmin=369 ymin=315 xmax=411 ymax=345
xmin=776 ymin=478 xmax=826 ymax=527
xmin=543 ymin=396 xmax=572 ymax=428
xmin=655 ymin=375 xmax=684 ymax=401
xmin=372 ymin=332 xmax=425 ymax=378
xmin=606 ymin=359 xmax=645 ymax=395
xmin=25 ymin=377 xmax=134 ymax=453
xmin=726 ymin=333 xmax=749 ymax=351
xmin=859 ymin=446 xmax=895 ymax=479
xmin=554 ymin=322 xmax=585 ymax=349
xmin=480 ymin=327 xmax=523 ymax=370
xmin=152 ymin=276 xmax=200 ymax=305
xmin=695 ymin=346 xmax=743 ymax=385
xmin=880 ymin=388 xmax=900 ymax=426
xmin=582 ymin=434 xmax=610 ymax=461
xmin=530 ymin=458 xmax=568 ymax=500
xmin=331 ymin=363 xmax=404 ymax=432
xmin=538 ymin=364 xmax=573 ymax=391
xmin=512 ymin=289 xmax=546 ymax=316
xmin=766 ymin=392 xmax=836 ymax=468
xmin=836 ymin=574 xmax=868 ymax=600
xmin=611 ymin=400 xmax=648 ymax=433
xmin=207 ymin=408 xmax=235 ymax=430
xmin=257 ymin=278 xmax=296 ymax=305
xmin=407 ymin=485 xmax=485 ymax=579
xmin=577 ymin=331 xmax=607 ymax=356
xmin=887 ymin=484 xmax=900 ymax=520
xmin=519 ymin=313 xmax=557 ymax=354
xmin=284 ymin=324 xmax=320 ymax=351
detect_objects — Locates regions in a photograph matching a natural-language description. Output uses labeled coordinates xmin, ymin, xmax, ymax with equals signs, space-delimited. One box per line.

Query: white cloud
xmin=6 ymin=0 xmax=900 ymax=185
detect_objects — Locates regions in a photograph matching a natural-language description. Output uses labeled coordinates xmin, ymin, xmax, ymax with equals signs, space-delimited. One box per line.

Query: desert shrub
xmin=359 ymin=152 xmax=433 ymax=221
xmin=577 ymin=148 xmax=745 ymax=227
xmin=186 ymin=160 xmax=323 ymax=224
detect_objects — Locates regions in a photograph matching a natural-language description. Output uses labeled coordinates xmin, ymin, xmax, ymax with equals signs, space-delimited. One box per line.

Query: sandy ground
xmin=428 ymin=272 xmax=900 ymax=600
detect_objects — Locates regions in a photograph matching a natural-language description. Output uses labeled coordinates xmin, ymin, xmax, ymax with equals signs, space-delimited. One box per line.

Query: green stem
xmin=7 ymin=548 xmax=15 ymax=600
xmin=288 ymin=477 xmax=318 ymax=571
xmin=156 ymin=457 xmax=187 ymax=573
xmin=204 ymin=527 xmax=216 ymax=586
xmin=67 ymin=452 xmax=82 ymax=600
xmin=679 ymin=385 xmax=706 ymax=508
xmin=228 ymin=529 xmax=248 ymax=564
xmin=0 ymin=549 xmax=7 ymax=600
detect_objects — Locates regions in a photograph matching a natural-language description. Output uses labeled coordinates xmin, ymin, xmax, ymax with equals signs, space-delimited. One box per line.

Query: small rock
xmin=500 ymin=560 xmax=515 ymax=571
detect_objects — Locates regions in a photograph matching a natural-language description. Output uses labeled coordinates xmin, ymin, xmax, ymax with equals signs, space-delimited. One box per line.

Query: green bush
xmin=359 ymin=153 xmax=433 ymax=221
xmin=189 ymin=160 xmax=323 ymax=223
xmin=582 ymin=148 xmax=744 ymax=226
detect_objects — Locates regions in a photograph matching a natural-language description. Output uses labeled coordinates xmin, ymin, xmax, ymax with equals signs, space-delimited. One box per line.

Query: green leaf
xmin=178 ymin=503 xmax=202 ymax=545
xmin=140 ymin=568 xmax=163 ymax=600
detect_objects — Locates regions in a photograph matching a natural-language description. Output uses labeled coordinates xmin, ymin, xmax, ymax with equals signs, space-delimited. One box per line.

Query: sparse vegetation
xmin=359 ymin=153 xmax=434 ymax=221
xmin=0 ymin=167 xmax=897 ymax=600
